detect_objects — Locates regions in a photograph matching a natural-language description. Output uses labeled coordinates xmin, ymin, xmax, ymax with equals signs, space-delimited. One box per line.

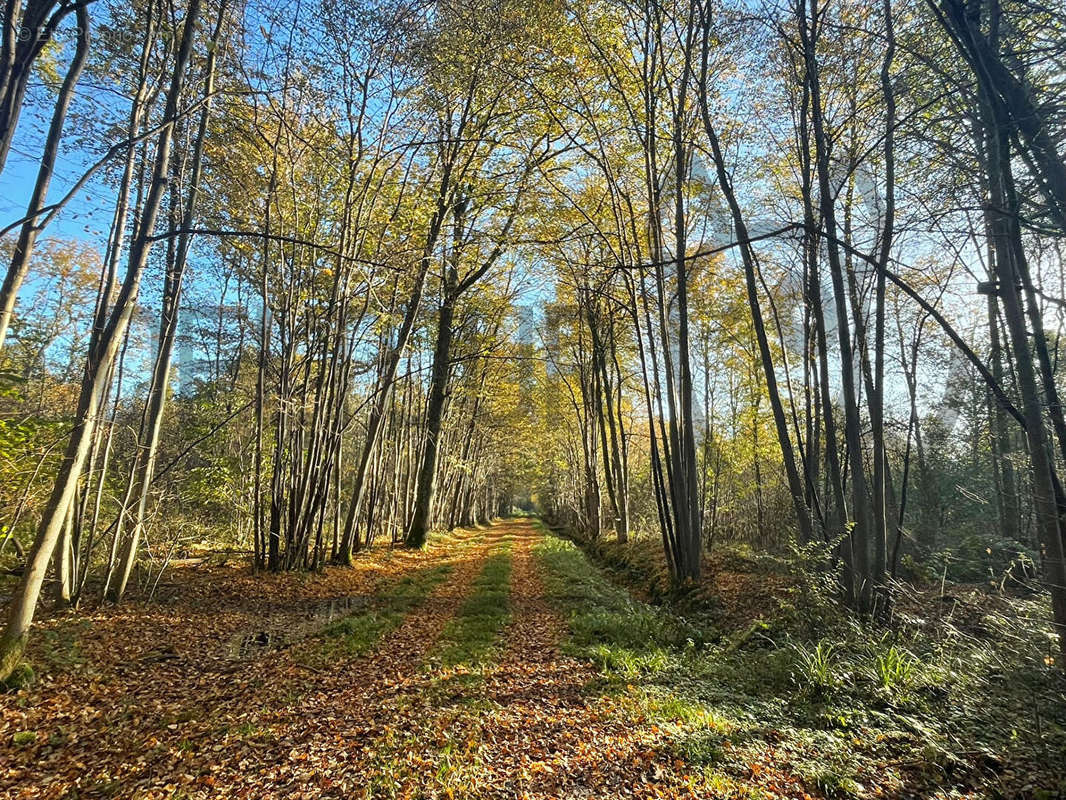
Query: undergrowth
xmin=533 ymin=527 xmax=1066 ymax=799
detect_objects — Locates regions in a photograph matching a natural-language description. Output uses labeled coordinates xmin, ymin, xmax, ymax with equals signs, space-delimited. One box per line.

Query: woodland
xmin=0 ymin=0 xmax=1065 ymax=797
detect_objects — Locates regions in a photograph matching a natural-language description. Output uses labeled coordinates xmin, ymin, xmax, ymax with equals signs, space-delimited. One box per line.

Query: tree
xmin=0 ymin=0 xmax=205 ymax=682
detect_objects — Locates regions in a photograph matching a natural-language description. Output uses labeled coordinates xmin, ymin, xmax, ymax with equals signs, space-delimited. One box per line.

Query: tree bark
xmin=109 ymin=2 xmax=225 ymax=600
xmin=0 ymin=0 xmax=203 ymax=682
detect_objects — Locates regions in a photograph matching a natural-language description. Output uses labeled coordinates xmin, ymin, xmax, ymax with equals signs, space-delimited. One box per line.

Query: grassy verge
xmin=360 ymin=539 xmax=515 ymax=798
xmin=533 ymin=527 xmax=1066 ymax=799
xmin=290 ymin=524 xmax=494 ymax=670
xmin=360 ymin=706 xmax=486 ymax=800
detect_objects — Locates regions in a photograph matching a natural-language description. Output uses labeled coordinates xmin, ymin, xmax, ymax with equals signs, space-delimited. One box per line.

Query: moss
xmin=0 ymin=634 xmax=27 ymax=686
xmin=0 ymin=660 xmax=34 ymax=692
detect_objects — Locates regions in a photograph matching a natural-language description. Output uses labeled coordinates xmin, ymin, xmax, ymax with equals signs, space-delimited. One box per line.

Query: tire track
xmin=204 ymin=525 xmax=509 ymax=798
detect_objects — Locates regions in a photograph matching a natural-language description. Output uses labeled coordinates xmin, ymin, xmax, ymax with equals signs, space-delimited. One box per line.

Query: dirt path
xmin=311 ymin=519 xmax=714 ymax=800
xmin=206 ymin=524 xmax=514 ymax=798
xmin=428 ymin=520 xmax=709 ymax=800
xmin=0 ymin=526 xmax=501 ymax=799
xmin=3 ymin=518 xmax=736 ymax=800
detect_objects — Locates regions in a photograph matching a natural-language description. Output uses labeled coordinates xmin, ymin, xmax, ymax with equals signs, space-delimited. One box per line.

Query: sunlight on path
xmin=2 ymin=519 xmax=779 ymax=799
xmin=0 ymin=526 xmax=498 ymax=798
xmin=324 ymin=518 xmax=726 ymax=800
xmin=473 ymin=522 xmax=710 ymax=800
xmin=207 ymin=525 xmax=510 ymax=797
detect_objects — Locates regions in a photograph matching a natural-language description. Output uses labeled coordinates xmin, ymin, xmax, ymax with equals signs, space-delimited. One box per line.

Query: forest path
xmin=336 ymin=518 xmax=744 ymax=800
xmin=2 ymin=518 xmax=790 ymax=799
xmin=0 ymin=524 xmax=503 ymax=798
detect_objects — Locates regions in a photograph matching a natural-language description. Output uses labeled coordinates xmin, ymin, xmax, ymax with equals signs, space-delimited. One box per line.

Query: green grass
xmin=433 ymin=544 xmax=512 ymax=670
xmin=532 ymin=528 xmax=1066 ymax=798
xmin=357 ymin=541 xmax=515 ymax=796
xmin=534 ymin=533 xmax=707 ymax=664
xmin=294 ymin=563 xmax=453 ymax=668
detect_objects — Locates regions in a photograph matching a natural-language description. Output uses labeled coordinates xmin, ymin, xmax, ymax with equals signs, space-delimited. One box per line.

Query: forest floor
xmin=2 ymin=518 xmax=1065 ymax=799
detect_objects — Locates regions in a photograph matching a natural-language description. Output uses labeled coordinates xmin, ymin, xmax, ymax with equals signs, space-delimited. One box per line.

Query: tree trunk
xmin=0 ymin=0 xmax=76 ymax=175
xmin=0 ymin=2 xmax=88 ymax=350
xmin=982 ymin=90 xmax=1066 ymax=659
xmin=109 ymin=1 xmax=225 ymax=601
xmin=0 ymin=0 xmax=203 ymax=682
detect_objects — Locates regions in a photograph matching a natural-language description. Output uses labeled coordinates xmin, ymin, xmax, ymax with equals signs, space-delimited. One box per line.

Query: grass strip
xmin=294 ymin=562 xmax=453 ymax=668
xmin=358 ymin=539 xmax=514 ymax=798
xmin=432 ymin=540 xmax=513 ymax=671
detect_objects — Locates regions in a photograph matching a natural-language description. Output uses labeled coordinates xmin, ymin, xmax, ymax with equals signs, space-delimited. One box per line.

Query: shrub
xmin=790 ymin=639 xmax=844 ymax=696
xmin=869 ymin=644 xmax=917 ymax=693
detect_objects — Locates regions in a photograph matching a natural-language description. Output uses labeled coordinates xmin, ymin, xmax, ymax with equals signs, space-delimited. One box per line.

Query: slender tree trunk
xmin=0 ymin=0 xmax=203 ymax=682
xmin=337 ymin=259 xmax=434 ymax=561
xmin=0 ymin=0 xmax=77 ymax=175
xmin=697 ymin=53 xmax=815 ymax=549
xmin=801 ymin=0 xmax=873 ymax=610
xmin=869 ymin=0 xmax=895 ymax=613
xmin=110 ymin=2 xmax=225 ymax=601
xmin=982 ymin=90 xmax=1066 ymax=658
xmin=0 ymin=3 xmax=88 ymax=350
xmin=405 ymin=290 xmax=454 ymax=547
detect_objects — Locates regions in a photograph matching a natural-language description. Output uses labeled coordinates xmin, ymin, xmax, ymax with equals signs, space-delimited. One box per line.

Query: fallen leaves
xmin=0 ymin=520 xmax=884 ymax=800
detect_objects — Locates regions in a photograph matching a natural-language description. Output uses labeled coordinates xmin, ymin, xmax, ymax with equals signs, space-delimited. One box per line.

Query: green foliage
xmin=869 ymin=643 xmax=917 ymax=693
xmin=317 ymin=612 xmax=399 ymax=659
xmin=788 ymin=636 xmax=917 ymax=702
xmin=12 ymin=731 xmax=36 ymax=747
xmin=590 ymin=537 xmax=674 ymax=599
xmin=928 ymin=535 xmax=1038 ymax=586
xmin=381 ymin=564 xmax=455 ymax=615
xmin=535 ymin=534 xmax=707 ymax=661
xmin=535 ymin=526 xmax=1066 ymax=797
xmin=789 ymin=640 xmax=842 ymax=696
xmin=1 ymin=662 xmax=35 ymax=692
xmin=805 ymin=767 xmax=863 ymax=799
xmin=664 ymin=727 xmax=726 ymax=767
